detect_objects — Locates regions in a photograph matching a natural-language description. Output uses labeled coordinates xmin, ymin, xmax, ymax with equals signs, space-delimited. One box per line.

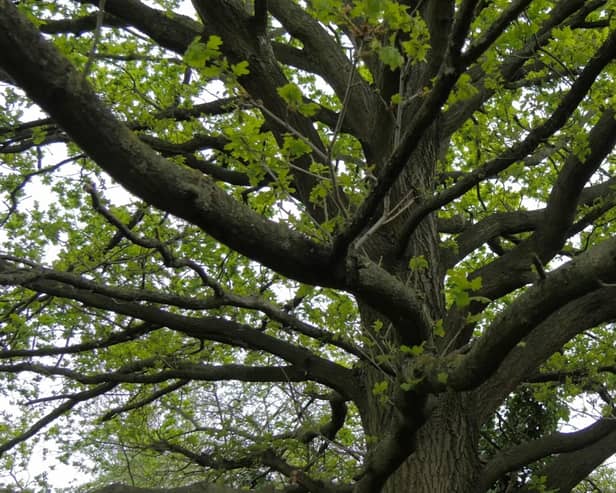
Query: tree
xmin=0 ymin=0 xmax=615 ymax=491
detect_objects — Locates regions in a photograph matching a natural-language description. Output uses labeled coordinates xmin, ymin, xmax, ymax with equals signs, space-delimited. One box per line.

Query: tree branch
xmin=0 ymin=255 xmax=364 ymax=358
xmin=400 ymin=30 xmax=616 ymax=249
xmin=138 ymin=134 xmax=229 ymax=154
xmin=475 ymin=418 xmax=616 ymax=492
xmin=0 ymin=361 xmax=323 ymax=386
xmin=267 ymin=0 xmax=378 ymax=144
xmin=149 ymin=441 xmax=334 ymax=493
xmin=442 ymin=0 xmax=604 ymax=137
xmin=91 ymin=481 xmax=274 ymax=493
xmin=0 ymin=1 xmax=337 ymax=287
xmin=75 ymin=0 xmax=202 ymax=54
xmin=0 ymin=319 xmax=158 ymax=359
xmin=467 ymin=107 xmax=616 ymax=303
xmin=526 ymin=365 xmax=616 ymax=385
xmin=460 ymin=0 xmax=533 ymax=67
xmin=191 ymin=0 xmax=343 ymax=222
xmin=333 ymin=62 xmax=461 ymax=260
xmin=517 ymin=426 xmax=616 ymax=493
xmin=475 ymin=287 xmax=616 ymax=420
xmin=40 ymin=12 xmax=127 ymax=35
xmin=0 ymin=382 xmax=117 ymax=456
xmin=0 ymin=265 xmax=358 ymax=398
xmin=533 ymin=109 xmax=616 ymax=256
xmin=417 ymin=237 xmax=616 ymax=392
xmin=0 ymin=4 xmax=438 ymax=369
xmin=442 ymin=210 xmax=543 ymax=268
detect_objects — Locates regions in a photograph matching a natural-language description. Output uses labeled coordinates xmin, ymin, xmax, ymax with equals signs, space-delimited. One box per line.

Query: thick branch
xmin=0 ymin=1 xmax=337 ymax=287
xmin=417 ymin=238 xmax=616 ymax=392
xmin=444 ymin=165 xmax=616 ymax=268
xmin=0 ymin=265 xmax=358 ymax=398
xmin=469 ymin=108 xmax=616 ymax=301
xmin=333 ymin=63 xmax=461 ymax=259
xmin=345 ymin=254 xmax=433 ymax=347
xmin=526 ymin=365 xmax=616 ymax=384
xmin=459 ymin=255 xmax=616 ymax=387
xmin=475 ymin=287 xmax=616 ymax=421
xmin=75 ymin=0 xmax=202 ymax=54
xmin=40 ymin=12 xmax=127 ymax=34
xmin=191 ymin=0 xmax=342 ymax=221
xmin=534 ymin=109 xmax=616 ymax=256
xmin=139 ymin=134 xmax=229 ymax=154
xmin=518 ymin=426 xmax=616 ymax=493
xmin=475 ymin=418 xmax=616 ymax=492
xmin=295 ymin=392 xmax=348 ymax=444
xmin=267 ymin=0 xmax=378 ymax=144
xmin=150 ymin=441 xmax=333 ymax=493
xmin=400 ymin=30 xmax=616 ymax=247
xmin=0 ymin=361 xmax=318 ymax=386
xmin=352 ymin=416 xmax=422 ymax=493
xmin=442 ymin=210 xmax=542 ymax=268
xmin=0 ymin=1 xmax=428 ymax=336
xmin=91 ymin=482 xmax=270 ymax=493
xmin=154 ymin=98 xmax=238 ymax=121
xmin=182 ymin=155 xmax=255 ymax=186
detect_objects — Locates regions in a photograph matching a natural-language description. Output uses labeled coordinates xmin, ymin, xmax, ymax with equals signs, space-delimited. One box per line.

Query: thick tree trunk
xmin=355 ymin=122 xmax=482 ymax=492
xmin=379 ymin=393 xmax=481 ymax=493
xmin=358 ymin=349 xmax=481 ymax=493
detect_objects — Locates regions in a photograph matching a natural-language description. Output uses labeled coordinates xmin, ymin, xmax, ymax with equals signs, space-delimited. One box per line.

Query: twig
xmin=250 ymin=98 xmax=329 ymax=163
xmin=326 ymin=49 xmax=360 ymax=217
xmin=82 ymin=0 xmax=107 ymax=79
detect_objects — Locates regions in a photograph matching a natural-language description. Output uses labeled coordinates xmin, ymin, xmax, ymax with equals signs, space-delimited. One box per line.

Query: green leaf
xmin=231 ymin=60 xmax=250 ymax=77
xmin=372 ymin=380 xmax=389 ymax=396
xmin=31 ymin=126 xmax=47 ymax=145
xmin=433 ymin=319 xmax=445 ymax=337
xmin=400 ymin=344 xmax=424 ymax=356
xmin=282 ymin=135 xmax=312 ymax=158
xmin=378 ymin=45 xmax=404 ymax=70
xmin=277 ymin=83 xmax=304 ymax=109
xmin=183 ymin=35 xmax=223 ymax=67
xmin=408 ymin=255 xmax=429 ymax=271
xmin=400 ymin=381 xmax=413 ymax=391
xmin=299 ymin=102 xmax=320 ymax=117
xmin=401 ymin=376 xmax=424 ymax=391
xmin=365 ymin=0 xmax=385 ymax=18
xmin=454 ymin=290 xmax=471 ymax=307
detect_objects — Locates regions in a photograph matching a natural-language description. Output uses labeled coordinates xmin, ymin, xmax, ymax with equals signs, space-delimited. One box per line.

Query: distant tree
xmin=0 ymin=1 xmax=615 ymax=492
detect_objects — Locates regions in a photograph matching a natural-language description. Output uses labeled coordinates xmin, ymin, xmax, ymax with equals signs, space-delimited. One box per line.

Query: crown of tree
xmin=0 ymin=1 xmax=615 ymax=492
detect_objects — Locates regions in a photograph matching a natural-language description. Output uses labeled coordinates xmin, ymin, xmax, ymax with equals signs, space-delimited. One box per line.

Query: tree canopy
xmin=0 ymin=0 xmax=615 ymax=492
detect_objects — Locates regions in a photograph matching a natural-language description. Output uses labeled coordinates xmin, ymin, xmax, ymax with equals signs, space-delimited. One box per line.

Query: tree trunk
xmin=379 ymin=393 xmax=480 ymax=493
xmin=355 ymin=120 xmax=482 ymax=492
